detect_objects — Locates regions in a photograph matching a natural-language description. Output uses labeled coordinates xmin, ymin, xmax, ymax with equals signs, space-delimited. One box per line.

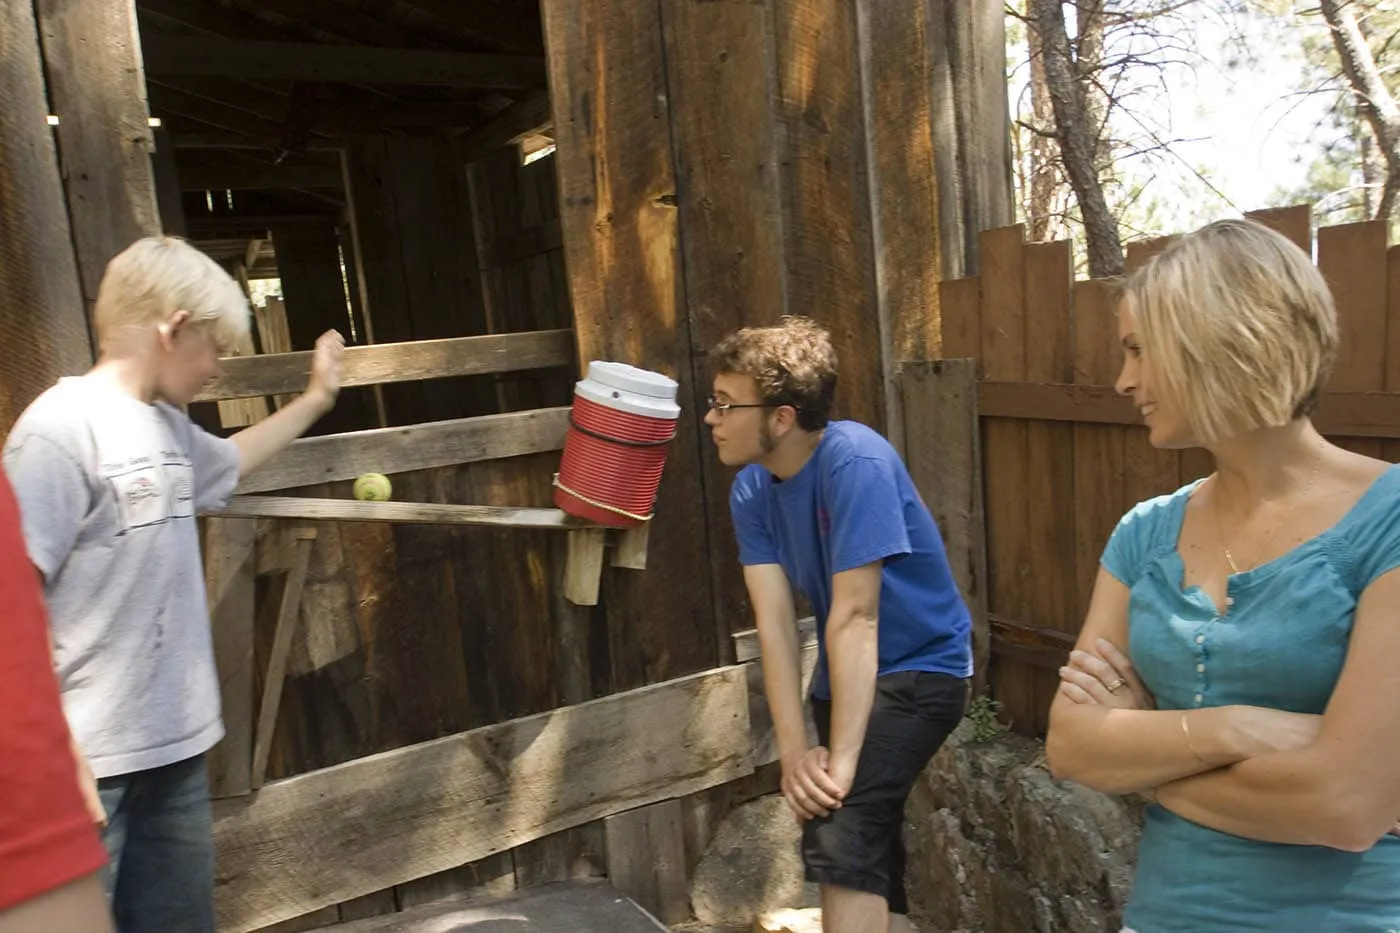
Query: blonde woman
xmin=1044 ymin=218 xmax=1400 ymax=932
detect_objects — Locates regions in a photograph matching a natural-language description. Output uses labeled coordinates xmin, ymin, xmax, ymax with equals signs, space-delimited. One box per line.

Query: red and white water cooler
xmin=552 ymin=361 xmax=680 ymax=527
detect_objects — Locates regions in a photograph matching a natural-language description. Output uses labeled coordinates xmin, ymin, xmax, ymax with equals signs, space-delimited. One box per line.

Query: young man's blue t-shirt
xmin=730 ymin=420 xmax=973 ymax=700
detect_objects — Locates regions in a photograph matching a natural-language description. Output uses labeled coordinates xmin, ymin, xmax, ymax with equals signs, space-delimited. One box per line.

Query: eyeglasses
xmin=705 ymin=395 xmax=781 ymax=416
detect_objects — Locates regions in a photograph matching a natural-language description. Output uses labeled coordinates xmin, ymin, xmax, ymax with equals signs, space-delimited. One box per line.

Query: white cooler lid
xmin=577 ymin=361 xmax=680 ymax=419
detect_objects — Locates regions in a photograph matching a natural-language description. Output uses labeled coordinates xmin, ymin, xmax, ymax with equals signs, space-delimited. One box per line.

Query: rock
xmin=904 ymin=720 xmax=1142 ymax=933
xmin=753 ymin=907 xmax=822 ymax=933
xmin=690 ymin=795 xmax=820 ymax=926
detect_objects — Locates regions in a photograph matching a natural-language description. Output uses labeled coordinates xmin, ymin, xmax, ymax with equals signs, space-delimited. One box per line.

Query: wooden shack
xmin=0 ymin=1 xmax=1013 ymax=930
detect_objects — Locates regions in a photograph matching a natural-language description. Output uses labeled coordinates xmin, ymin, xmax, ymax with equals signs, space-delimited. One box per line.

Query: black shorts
xmin=802 ymin=670 xmax=969 ymax=913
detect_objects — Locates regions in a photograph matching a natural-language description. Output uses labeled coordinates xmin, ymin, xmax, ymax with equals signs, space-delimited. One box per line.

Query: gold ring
xmin=1105 ymin=679 xmax=1126 ymax=694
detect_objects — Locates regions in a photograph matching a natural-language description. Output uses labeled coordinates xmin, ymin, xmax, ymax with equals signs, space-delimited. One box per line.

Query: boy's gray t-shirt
xmin=3 ymin=376 xmax=241 ymax=778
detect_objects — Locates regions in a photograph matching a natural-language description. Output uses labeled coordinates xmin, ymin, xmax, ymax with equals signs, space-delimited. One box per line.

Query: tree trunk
xmin=1028 ymin=0 xmax=1123 ymax=277
xmin=1321 ymin=0 xmax=1400 ymax=222
xmin=1027 ymin=26 xmax=1059 ymax=242
xmin=1075 ymin=0 xmax=1111 ymax=179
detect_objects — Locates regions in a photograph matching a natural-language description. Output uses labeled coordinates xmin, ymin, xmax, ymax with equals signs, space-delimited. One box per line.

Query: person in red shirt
xmin=0 ymin=468 xmax=112 ymax=933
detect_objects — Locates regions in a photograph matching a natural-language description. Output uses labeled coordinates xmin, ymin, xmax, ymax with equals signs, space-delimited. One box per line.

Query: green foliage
xmin=965 ymin=694 xmax=1009 ymax=743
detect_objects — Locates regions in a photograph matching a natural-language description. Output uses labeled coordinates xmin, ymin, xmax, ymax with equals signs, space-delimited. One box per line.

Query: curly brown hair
xmin=708 ymin=316 xmax=838 ymax=431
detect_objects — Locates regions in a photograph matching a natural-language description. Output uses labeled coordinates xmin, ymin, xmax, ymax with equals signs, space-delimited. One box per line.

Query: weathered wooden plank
xmin=198 ymin=331 xmax=575 ymax=402
xmin=251 ymin=533 xmax=315 ymax=790
xmin=1385 ymin=245 xmax=1400 ymax=465
xmin=774 ymin=0 xmax=884 ymax=431
xmin=1320 ymin=220 xmax=1388 ymax=458
xmin=234 ymin=407 xmax=570 ymax=494
xmin=543 ymin=0 xmax=719 ymax=690
xmin=563 ymin=528 xmax=607 ymax=606
xmin=1122 ymin=235 xmax=1183 ymax=503
xmin=604 ymin=801 xmax=690 ymax=925
xmin=732 ymin=617 xmax=818 ymax=664
xmin=211 ymin=665 xmax=752 ymax=931
xmin=976 ymin=382 xmax=1400 ymax=440
xmin=512 ymin=824 xmax=607 ymax=888
xmin=35 ymin=0 xmax=161 ymax=313
xmin=0 ymin=0 xmax=91 ymax=435
xmin=858 ymin=0 xmax=944 ymax=436
xmin=141 ymin=34 xmax=546 ymax=88
xmin=1071 ymin=280 xmax=1126 ymax=624
xmin=978 ymin=224 xmax=1035 ymax=732
xmin=1020 ymin=240 xmax=1075 ymax=730
xmin=215 ymin=497 xmax=586 ymax=530
xmin=395 ymin=853 xmax=516 ymax=911
xmin=902 ymin=360 xmax=989 ymax=695
xmin=938 ymin=277 xmax=982 ymax=362
xmin=462 ymin=93 xmax=553 ymax=162
xmin=205 ymin=518 xmax=258 ymax=798
xmin=1246 ymin=205 xmax=1312 ymax=256
xmin=747 ymin=642 xmax=820 ymax=768
xmin=659 ymin=0 xmax=785 ymax=660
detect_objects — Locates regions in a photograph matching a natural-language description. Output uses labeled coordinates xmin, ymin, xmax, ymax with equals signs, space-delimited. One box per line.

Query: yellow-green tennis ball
xmin=353 ymin=472 xmax=392 ymax=501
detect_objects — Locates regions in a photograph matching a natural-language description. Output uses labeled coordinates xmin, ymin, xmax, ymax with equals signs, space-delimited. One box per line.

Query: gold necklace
xmin=1213 ymin=450 xmax=1324 ymax=575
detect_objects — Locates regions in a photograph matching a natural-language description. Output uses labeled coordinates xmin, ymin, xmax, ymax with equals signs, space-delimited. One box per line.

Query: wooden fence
xmin=903 ymin=206 xmax=1400 ymax=736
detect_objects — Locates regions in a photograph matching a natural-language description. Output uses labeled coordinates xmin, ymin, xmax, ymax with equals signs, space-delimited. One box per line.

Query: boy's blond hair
xmin=708 ymin=316 xmax=838 ymax=431
xmin=93 ymin=237 xmax=250 ymax=353
xmin=1122 ymin=218 xmax=1338 ymax=444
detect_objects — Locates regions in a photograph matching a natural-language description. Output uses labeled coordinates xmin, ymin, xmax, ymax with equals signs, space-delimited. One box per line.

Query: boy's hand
xmin=306 ymin=330 xmax=345 ymax=412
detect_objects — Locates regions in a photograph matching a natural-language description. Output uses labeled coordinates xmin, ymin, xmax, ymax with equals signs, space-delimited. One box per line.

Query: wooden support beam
xmin=36 ymin=0 xmax=162 ymax=314
xmin=903 ymin=360 xmax=990 ymax=694
xmin=234 ymin=407 xmax=570 ymax=494
xmin=211 ymin=666 xmax=752 ymax=932
xmin=142 ymin=34 xmax=547 ymax=89
xmin=563 ymin=528 xmax=607 ymax=606
xmin=977 ymin=381 xmax=1400 ymax=439
xmin=603 ymin=801 xmax=690 ymax=925
xmin=197 ymin=330 xmax=574 ymax=402
xmin=204 ymin=518 xmax=258 ymax=798
xmin=178 ymin=163 xmax=343 ymax=191
xmin=250 ymin=531 xmax=315 ymax=789
xmin=0 ymin=0 xmax=92 ymax=433
xmin=988 ymin=614 xmax=1074 ymax=671
xmin=462 ymin=94 xmax=552 ymax=162
xmin=402 ymin=0 xmax=544 ymax=55
xmin=611 ymin=525 xmax=650 ymax=571
xmin=214 ymin=496 xmax=589 ymax=530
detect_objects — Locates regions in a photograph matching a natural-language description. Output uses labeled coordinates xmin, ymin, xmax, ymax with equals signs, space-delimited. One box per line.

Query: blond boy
xmin=3 ymin=237 xmax=344 ymax=932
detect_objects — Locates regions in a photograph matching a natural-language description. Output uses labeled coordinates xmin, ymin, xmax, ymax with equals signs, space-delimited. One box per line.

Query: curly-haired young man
xmin=705 ymin=316 xmax=972 ymax=933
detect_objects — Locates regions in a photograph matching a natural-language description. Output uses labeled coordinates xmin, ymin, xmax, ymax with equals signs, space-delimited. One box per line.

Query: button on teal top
xmin=1103 ymin=465 xmax=1400 ymax=933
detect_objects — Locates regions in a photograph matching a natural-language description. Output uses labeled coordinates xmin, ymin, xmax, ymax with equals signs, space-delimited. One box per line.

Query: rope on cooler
xmin=552 ymin=474 xmax=655 ymax=523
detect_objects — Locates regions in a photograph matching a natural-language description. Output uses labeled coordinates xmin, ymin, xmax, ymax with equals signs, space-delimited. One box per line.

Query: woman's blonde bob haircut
xmin=94 ymin=236 xmax=251 ymax=353
xmin=1122 ymin=218 xmax=1338 ymax=445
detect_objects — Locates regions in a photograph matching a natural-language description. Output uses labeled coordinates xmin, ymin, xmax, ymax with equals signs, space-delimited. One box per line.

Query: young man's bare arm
xmin=823 ymin=562 xmax=882 ymax=792
xmin=745 ymin=564 xmax=807 ymax=764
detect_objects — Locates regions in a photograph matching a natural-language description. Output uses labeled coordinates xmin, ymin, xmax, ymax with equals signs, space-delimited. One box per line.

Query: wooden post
xmin=0 ymin=0 xmax=92 ymax=434
xmin=603 ymin=801 xmax=690 ymax=925
xmin=34 ymin=0 xmax=161 ymax=317
xmin=901 ymin=359 xmax=989 ymax=696
xmin=543 ymin=0 xmax=720 ymax=689
xmin=251 ymin=530 xmax=316 ymax=790
xmin=563 ymin=528 xmax=606 ymax=607
xmin=206 ymin=517 xmax=258 ymax=798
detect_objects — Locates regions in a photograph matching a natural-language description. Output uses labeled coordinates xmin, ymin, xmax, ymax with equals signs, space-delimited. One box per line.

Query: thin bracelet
xmin=1181 ymin=711 xmax=1210 ymax=767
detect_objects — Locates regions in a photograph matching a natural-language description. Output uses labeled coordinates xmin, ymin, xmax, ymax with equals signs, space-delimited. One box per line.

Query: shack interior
xmin=1 ymin=1 xmax=1014 ymax=931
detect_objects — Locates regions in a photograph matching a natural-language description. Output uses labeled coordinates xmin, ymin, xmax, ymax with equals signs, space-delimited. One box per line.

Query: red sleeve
xmin=0 ymin=470 xmax=107 ymax=910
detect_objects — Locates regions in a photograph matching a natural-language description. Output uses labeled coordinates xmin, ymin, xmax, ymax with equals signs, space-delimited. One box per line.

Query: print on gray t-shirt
xmin=3 ymin=376 xmax=241 ymax=779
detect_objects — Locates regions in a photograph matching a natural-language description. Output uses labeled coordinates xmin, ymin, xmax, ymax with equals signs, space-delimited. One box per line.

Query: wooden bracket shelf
xmin=210 ymin=495 xmax=650 ymax=607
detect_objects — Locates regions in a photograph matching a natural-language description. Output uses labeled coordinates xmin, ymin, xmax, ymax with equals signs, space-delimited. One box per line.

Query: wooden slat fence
xmin=905 ymin=205 xmax=1400 ymax=735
